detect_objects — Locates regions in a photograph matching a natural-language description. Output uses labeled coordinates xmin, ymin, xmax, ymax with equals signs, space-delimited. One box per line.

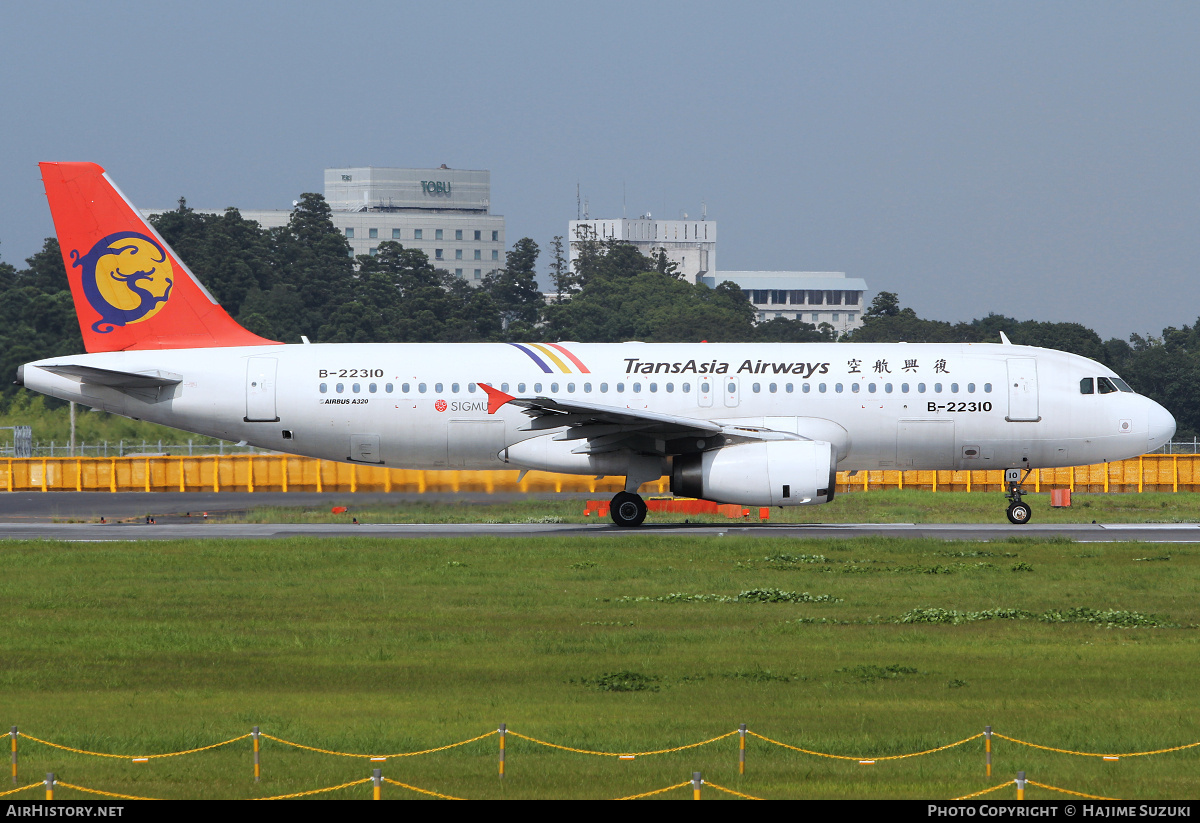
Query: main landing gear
xmin=610 ymin=491 xmax=648 ymax=527
xmin=1004 ymin=467 xmax=1033 ymax=525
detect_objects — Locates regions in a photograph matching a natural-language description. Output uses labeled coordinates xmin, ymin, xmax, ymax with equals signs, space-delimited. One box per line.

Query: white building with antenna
xmin=568 ymin=213 xmax=716 ymax=281
xmin=566 ymin=208 xmax=869 ymax=334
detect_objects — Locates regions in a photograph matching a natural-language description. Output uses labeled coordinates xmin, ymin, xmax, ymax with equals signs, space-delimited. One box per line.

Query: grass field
xmin=234 ymin=489 xmax=1200 ymax=526
xmin=2 ymin=533 xmax=1197 ymax=800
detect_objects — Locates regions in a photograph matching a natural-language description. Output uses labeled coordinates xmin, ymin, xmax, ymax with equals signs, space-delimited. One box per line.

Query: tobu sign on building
xmin=421 ymin=181 xmax=452 ymax=195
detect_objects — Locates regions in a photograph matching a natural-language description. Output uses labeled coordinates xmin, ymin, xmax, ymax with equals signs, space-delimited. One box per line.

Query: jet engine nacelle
xmin=671 ymin=440 xmax=837 ymax=507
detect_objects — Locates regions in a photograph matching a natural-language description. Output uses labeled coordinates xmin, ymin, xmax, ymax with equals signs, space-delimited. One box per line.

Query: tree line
xmin=0 ymin=193 xmax=1195 ymax=436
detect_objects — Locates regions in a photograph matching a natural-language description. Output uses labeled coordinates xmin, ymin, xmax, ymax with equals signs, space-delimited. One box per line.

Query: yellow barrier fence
xmin=1 ymin=770 xmax=1125 ymax=802
xmin=0 ymin=454 xmax=1193 ymax=494
xmin=9 ymin=725 xmax=1193 ymax=800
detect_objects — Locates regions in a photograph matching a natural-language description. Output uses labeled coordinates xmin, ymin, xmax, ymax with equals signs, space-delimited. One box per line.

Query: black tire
xmin=1006 ymin=502 xmax=1032 ymax=525
xmin=610 ymin=492 xmax=647 ymax=527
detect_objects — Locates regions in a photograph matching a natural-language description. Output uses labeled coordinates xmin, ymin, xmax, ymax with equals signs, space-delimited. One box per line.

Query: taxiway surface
xmin=1 ymin=492 xmax=1192 ymax=542
xmin=1 ymin=521 xmax=1197 ymax=542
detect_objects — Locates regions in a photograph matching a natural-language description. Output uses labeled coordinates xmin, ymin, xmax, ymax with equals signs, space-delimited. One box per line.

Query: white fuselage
xmin=21 ymin=342 xmax=1175 ymax=476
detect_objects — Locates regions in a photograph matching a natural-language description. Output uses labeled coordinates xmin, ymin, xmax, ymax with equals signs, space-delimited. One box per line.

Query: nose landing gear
xmin=1004 ymin=467 xmax=1033 ymax=525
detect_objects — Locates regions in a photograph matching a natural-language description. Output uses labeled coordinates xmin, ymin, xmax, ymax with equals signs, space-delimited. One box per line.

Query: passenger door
xmin=1006 ymin=358 xmax=1040 ymax=422
xmin=245 ymin=357 xmax=278 ymax=422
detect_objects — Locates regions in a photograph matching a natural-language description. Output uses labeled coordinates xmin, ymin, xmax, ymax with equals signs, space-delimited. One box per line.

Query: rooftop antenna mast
xmin=623 ymin=181 xmax=626 ymax=218
xmin=576 ymin=183 xmax=580 ymax=221
xmin=701 ymin=200 xmax=707 ymax=221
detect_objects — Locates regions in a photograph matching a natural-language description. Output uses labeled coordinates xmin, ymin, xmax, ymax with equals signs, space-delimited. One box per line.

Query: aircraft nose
xmin=1147 ymin=400 xmax=1176 ymax=453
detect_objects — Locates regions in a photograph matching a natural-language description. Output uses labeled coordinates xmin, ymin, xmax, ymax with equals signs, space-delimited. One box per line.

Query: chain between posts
xmin=1026 ymin=779 xmax=1119 ymax=800
xmin=54 ymin=781 xmax=158 ymax=801
xmin=0 ymin=782 xmax=41 ymax=798
xmin=259 ymin=729 xmax=496 ymax=758
xmin=746 ymin=730 xmax=983 ymax=761
xmin=505 ymin=729 xmax=737 ymax=757
xmin=383 ymin=777 xmax=465 ymax=800
xmin=614 ymin=780 xmax=692 ymax=800
xmin=17 ymin=732 xmax=250 ymax=760
xmin=993 ymin=733 xmax=1200 ymax=758
xmin=256 ymin=777 xmax=372 ymax=800
xmin=952 ymin=781 xmax=1014 ymax=800
xmin=704 ymin=780 xmax=764 ymax=800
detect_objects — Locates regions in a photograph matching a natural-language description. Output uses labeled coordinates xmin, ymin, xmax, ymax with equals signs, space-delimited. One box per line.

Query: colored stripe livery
xmin=509 ymin=343 xmax=591 ymax=374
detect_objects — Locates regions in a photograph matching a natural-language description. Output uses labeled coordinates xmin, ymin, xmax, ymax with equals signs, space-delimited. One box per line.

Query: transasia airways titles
xmin=624 ymin=358 xmax=831 ymax=377
xmin=18 ymin=162 xmax=1177 ymax=528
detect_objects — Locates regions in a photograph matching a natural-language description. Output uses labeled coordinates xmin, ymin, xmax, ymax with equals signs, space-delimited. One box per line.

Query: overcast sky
xmin=1 ymin=1 xmax=1197 ymax=340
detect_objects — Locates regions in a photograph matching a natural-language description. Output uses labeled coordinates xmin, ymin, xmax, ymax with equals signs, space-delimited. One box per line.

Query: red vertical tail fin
xmin=39 ymin=162 xmax=279 ymax=352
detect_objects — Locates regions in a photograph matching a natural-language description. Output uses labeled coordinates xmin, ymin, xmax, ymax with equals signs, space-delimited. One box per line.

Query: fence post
xmin=1016 ymin=770 xmax=1025 ymax=800
xmin=692 ymin=771 xmax=702 ymax=800
xmin=498 ymin=723 xmax=506 ymax=778
xmin=738 ymin=724 xmax=746 ymax=775
xmin=45 ymin=773 xmax=54 ymax=801
xmin=10 ymin=727 xmax=15 ymax=784
xmin=984 ymin=726 xmax=992 ymax=777
xmin=252 ymin=726 xmax=260 ymax=782
xmin=372 ymin=767 xmax=382 ymax=800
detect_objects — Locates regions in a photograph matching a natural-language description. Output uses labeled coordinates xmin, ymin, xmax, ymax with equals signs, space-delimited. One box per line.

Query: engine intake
xmin=671 ymin=440 xmax=837 ymax=507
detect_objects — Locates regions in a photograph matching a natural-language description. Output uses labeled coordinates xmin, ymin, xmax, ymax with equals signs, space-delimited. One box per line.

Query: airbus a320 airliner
xmin=17 ymin=163 xmax=1176 ymax=526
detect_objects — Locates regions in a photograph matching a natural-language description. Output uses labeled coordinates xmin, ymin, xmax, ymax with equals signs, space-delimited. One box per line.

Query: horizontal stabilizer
xmin=41 ymin=364 xmax=182 ymax=389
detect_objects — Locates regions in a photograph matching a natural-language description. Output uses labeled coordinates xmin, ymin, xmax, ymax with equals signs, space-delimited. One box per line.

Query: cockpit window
xmin=1112 ymin=378 xmax=1134 ymax=393
xmin=1079 ymin=378 xmax=1094 ymax=395
xmin=1097 ymin=377 xmax=1118 ymax=394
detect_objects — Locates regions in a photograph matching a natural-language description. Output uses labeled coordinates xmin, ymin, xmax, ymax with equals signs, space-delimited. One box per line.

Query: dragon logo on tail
xmin=71 ymin=231 xmax=173 ymax=333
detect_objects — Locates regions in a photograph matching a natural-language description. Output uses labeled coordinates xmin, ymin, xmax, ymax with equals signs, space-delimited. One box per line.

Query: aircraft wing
xmin=39 ymin=365 xmax=183 ymax=389
xmin=480 ymin=383 xmax=802 ymax=456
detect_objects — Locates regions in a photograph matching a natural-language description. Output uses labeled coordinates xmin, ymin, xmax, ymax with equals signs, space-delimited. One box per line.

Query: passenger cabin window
xmin=517 ymin=383 xmax=526 ymax=393
xmin=435 ymin=383 xmax=444 ymax=393
xmin=418 ymin=383 xmax=427 ymax=393
xmin=451 ymin=383 xmax=460 ymax=393
xmin=1080 ymin=378 xmax=1094 ymax=395
xmin=319 ymin=383 xmax=327 ymax=393
xmin=1097 ymin=377 xmax=1119 ymax=394
xmin=682 ymin=383 xmax=690 ymax=393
